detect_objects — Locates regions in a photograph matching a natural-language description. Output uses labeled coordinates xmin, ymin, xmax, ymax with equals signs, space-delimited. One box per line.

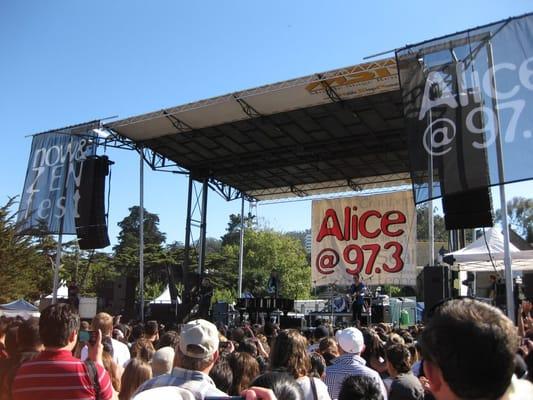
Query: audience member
xmin=12 ymin=303 xmax=113 ymax=400
xmin=338 ymin=375 xmax=383 ymax=400
xmin=209 ymin=353 xmax=233 ymax=394
xmin=130 ymin=337 xmax=155 ymax=363
xmin=324 ymin=327 xmax=387 ymax=400
xmin=119 ymin=358 xmax=152 ymax=400
xmin=385 ymin=343 xmax=423 ymax=400
xmin=270 ymin=329 xmax=331 ymax=400
xmin=419 ymin=298 xmax=532 ymax=400
xmin=318 ymin=337 xmax=338 ymax=366
xmin=152 ymin=346 xmax=175 ymax=376
xmin=251 ymin=372 xmax=304 ymax=400
xmin=85 ymin=312 xmax=131 ymax=367
xmin=134 ymin=319 xmax=227 ymax=397
xmin=228 ymin=351 xmax=260 ymax=395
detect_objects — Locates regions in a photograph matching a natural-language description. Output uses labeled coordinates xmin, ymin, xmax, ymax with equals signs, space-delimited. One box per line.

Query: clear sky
xmin=1 ymin=1 xmax=531 ymax=249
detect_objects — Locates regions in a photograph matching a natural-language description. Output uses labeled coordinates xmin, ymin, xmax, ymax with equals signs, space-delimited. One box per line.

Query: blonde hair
xmin=270 ymin=329 xmax=310 ymax=378
xmin=92 ymin=312 xmax=113 ymax=337
xmin=119 ymin=358 xmax=152 ymax=400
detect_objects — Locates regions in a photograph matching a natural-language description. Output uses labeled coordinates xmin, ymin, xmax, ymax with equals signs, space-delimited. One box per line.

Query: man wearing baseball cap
xmin=324 ymin=327 xmax=387 ymax=400
xmin=134 ymin=319 xmax=227 ymax=399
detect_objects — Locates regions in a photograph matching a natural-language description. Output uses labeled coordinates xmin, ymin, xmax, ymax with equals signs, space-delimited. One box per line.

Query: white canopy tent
xmin=149 ymin=285 xmax=181 ymax=304
xmin=445 ymin=228 xmax=533 ymax=272
xmin=0 ymin=299 xmax=40 ymax=319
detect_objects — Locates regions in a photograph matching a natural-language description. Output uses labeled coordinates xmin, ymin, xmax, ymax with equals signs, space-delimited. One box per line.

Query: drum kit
xmin=323 ymin=282 xmax=383 ymax=314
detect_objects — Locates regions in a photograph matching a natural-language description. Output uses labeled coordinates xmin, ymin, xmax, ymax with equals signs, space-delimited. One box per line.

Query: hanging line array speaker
xmin=436 ymin=87 xmax=493 ymax=230
xmin=75 ymin=155 xmax=111 ymax=250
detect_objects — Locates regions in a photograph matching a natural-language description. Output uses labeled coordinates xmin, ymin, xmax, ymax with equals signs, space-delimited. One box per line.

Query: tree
xmin=416 ymin=204 xmax=448 ymax=241
xmin=221 ymin=212 xmax=256 ymax=246
xmin=495 ymin=197 xmax=533 ymax=243
xmin=0 ymin=198 xmax=53 ymax=302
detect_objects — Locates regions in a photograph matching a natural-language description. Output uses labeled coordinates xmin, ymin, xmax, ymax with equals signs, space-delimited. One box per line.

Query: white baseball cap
xmin=335 ymin=327 xmax=365 ymax=354
xmin=179 ymin=319 xmax=219 ymax=358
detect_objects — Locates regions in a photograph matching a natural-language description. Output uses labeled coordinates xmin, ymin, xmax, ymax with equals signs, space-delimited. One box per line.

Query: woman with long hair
xmin=269 ymin=330 xmax=331 ymax=400
xmin=119 ymin=358 xmax=152 ymax=400
xmin=228 ymin=352 xmax=260 ymax=395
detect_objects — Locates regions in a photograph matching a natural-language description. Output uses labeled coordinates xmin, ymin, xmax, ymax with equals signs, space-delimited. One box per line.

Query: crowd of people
xmin=0 ymin=297 xmax=532 ymax=400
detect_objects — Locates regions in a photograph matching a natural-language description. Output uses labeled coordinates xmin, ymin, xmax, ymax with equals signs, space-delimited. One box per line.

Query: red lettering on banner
xmin=316 ymin=208 xmax=344 ymax=241
xmin=381 ymin=211 xmax=406 ymax=237
xmin=359 ymin=210 xmax=381 ymax=238
xmin=316 ymin=207 xmax=406 ymax=241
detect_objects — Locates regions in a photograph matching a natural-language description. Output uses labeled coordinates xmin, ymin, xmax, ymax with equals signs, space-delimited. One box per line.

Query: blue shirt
xmin=324 ymin=353 xmax=388 ymax=400
xmin=350 ymin=282 xmax=366 ymax=305
xmin=135 ymin=366 xmax=226 ymax=400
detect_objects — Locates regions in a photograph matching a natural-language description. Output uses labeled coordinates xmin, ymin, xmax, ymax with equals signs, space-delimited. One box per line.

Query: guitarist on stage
xmin=350 ymin=274 xmax=366 ymax=325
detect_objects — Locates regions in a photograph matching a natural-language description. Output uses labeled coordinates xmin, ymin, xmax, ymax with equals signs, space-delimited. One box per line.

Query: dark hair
xmin=309 ymin=352 xmax=326 ymax=378
xmin=238 ymin=339 xmax=258 ymax=357
xmin=228 ymin=352 xmax=260 ymax=395
xmin=131 ymin=337 xmax=155 ymax=362
xmin=419 ymin=298 xmax=517 ymax=400
xmin=231 ymin=327 xmax=245 ymax=343
xmin=145 ymin=320 xmax=159 ymax=336
xmin=157 ymin=330 xmax=179 ymax=350
xmin=251 ymin=372 xmax=304 ymax=400
xmin=17 ymin=318 xmax=41 ymax=351
xmin=338 ymin=375 xmax=383 ymax=400
xmin=39 ymin=303 xmax=80 ymax=347
xmin=385 ymin=343 xmax=411 ymax=373
xmin=209 ymin=354 xmax=233 ymax=393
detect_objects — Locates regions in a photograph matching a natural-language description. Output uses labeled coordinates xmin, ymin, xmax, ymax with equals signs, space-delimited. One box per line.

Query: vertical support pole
xmin=428 ymin=110 xmax=435 ymax=266
xmin=238 ymin=196 xmax=245 ymax=298
xmin=52 ymin=137 xmax=72 ymax=304
xmin=182 ymin=175 xmax=194 ymax=294
xmin=486 ymin=42 xmax=514 ymax=322
xmin=139 ymin=150 xmax=145 ymax=322
xmin=198 ymin=178 xmax=208 ymax=278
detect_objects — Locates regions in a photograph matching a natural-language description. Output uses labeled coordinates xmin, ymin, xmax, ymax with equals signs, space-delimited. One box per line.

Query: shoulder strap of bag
xmin=84 ymin=360 xmax=101 ymax=400
xmin=309 ymin=376 xmax=319 ymax=400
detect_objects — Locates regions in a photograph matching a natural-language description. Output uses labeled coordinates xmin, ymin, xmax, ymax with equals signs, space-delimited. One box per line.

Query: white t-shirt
xmin=297 ymin=376 xmax=332 ymax=400
xmin=81 ymin=337 xmax=131 ymax=367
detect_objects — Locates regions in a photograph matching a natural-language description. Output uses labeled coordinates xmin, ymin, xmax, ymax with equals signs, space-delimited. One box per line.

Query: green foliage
xmin=495 ymin=197 xmax=533 ymax=243
xmin=0 ymin=198 xmax=53 ymax=303
xmin=416 ymin=204 xmax=448 ymax=241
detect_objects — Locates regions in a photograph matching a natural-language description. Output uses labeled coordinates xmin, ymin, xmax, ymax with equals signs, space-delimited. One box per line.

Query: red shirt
xmin=11 ymin=349 xmax=113 ymax=400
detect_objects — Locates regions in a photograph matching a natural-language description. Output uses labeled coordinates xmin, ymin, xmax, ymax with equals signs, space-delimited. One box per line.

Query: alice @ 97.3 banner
xmin=311 ymin=191 xmax=416 ymax=287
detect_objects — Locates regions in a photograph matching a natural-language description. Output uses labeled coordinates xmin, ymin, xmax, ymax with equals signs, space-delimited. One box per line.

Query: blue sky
xmin=1 ymin=1 xmax=531 ymax=249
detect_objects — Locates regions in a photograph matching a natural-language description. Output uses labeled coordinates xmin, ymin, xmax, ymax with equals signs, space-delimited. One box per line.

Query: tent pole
xmin=428 ymin=110 xmax=435 ymax=266
xmin=486 ymin=41 xmax=514 ymax=323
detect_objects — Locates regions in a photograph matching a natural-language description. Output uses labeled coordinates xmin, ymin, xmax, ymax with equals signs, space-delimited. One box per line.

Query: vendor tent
xmin=149 ymin=285 xmax=181 ymax=304
xmin=445 ymin=228 xmax=533 ymax=272
xmin=0 ymin=299 xmax=39 ymax=319
xmin=45 ymin=282 xmax=68 ymax=299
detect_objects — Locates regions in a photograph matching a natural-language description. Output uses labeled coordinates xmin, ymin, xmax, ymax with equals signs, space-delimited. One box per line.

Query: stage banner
xmin=311 ymin=191 xmax=417 ymax=287
xmin=396 ymin=13 xmax=533 ymax=204
xmin=18 ymin=129 xmax=97 ymax=234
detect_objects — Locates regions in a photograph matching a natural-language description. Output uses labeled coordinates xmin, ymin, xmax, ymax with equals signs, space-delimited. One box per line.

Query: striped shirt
xmin=324 ymin=353 xmax=388 ymax=400
xmin=135 ymin=366 xmax=226 ymax=400
xmin=12 ymin=349 xmax=113 ymax=400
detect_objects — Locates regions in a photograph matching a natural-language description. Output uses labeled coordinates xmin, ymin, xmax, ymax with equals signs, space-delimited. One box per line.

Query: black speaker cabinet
xmin=280 ymin=316 xmax=303 ymax=329
xmin=421 ymin=266 xmax=450 ymax=318
xmin=212 ymin=302 xmax=229 ymax=326
xmin=75 ymin=155 xmax=111 ymax=249
xmin=442 ymin=187 xmax=493 ymax=230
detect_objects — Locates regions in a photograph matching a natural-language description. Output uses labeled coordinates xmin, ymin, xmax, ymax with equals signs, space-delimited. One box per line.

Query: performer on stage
xmin=198 ymin=277 xmax=214 ymax=320
xmin=350 ymin=274 xmax=366 ymax=325
xmin=267 ymin=270 xmax=280 ymax=298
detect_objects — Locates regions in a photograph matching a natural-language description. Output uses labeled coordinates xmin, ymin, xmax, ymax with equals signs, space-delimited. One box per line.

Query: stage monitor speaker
xmin=371 ymin=305 xmax=391 ymax=323
xmin=523 ymin=273 xmax=533 ymax=299
xmin=442 ymin=187 xmax=493 ymax=230
xmin=421 ymin=266 xmax=450 ymax=318
xmin=76 ymin=156 xmax=111 ymax=249
xmin=280 ymin=316 xmax=303 ymax=329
